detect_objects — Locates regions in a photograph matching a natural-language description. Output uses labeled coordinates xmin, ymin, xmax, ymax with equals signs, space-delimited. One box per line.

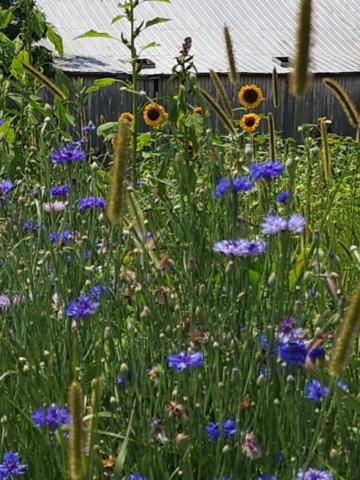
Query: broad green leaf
xmin=75 ymin=30 xmax=119 ymax=41
xmin=0 ymin=8 xmax=13 ymax=29
xmin=46 ymin=25 xmax=64 ymax=57
xmin=55 ymin=68 xmax=70 ymax=97
xmin=10 ymin=58 xmax=24 ymax=80
xmin=97 ymin=122 xmax=118 ymax=141
xmin=139 ymin=41 xmax=160 ymax=54
xmin=0 ymin=121 xmax=15 ymax=143
xmin=111 ymin=14 xmax=126 ymax=24
xmin=86 ymin=78 xmax=119 ymax=93
xmin=145 ymin=17 xmax=170 ymax=29
xmin=0 ymin=31 xmax=12 ymax=44
xmin=32 ymin=10 xmax=47 ymax=38
xmin=65 ymin=113 xmax=76 ymax=126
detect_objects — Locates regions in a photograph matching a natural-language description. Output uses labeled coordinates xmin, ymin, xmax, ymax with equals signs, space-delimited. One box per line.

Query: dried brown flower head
xmin=167 ymin=401 xmax=187 ymax=420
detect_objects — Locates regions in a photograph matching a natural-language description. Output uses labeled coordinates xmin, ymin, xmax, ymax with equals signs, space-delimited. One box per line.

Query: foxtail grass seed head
xmin=268 ymin=112 xmax=276 ymax=160
xmin=200 ymin=88 xmax=236 ymax=134
xmin=272 ymin=67 xmax=279 ymax=107
xmin=68 ymin=381 xmax=84 ymax=480
xmin=290 ymin=0 xmax=313 ymax=98
xmin=107 ymin=119 xmax=131 ymax=224
xmin=223 ymin=25 xmax=238 ymax=84
xmin=20 ymin=59 xmax=67 ymax=100
xmin=209 ymin=69 xmax=233 ymax=119
xmin=329 ymin=279 xmax=360 ymax=376
xmin=319 ymin=118 xmax=331 ymax=180
xmin=323 ymin=78 xmax=360 ymax=128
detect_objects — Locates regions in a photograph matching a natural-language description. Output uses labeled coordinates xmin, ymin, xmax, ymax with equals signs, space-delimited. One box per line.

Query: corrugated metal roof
xmin=36 ymin=0 xmax=360 ymax=74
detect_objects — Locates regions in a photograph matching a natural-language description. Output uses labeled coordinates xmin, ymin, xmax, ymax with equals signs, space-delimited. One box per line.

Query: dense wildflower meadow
xmin=2 ymin=0 xmax=360 ymax=479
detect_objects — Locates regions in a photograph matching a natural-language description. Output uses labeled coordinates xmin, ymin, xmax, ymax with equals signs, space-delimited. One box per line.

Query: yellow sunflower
xmin=143 ymin=103 xmax=168 ymax=127
xmin=192 ymin=106 xmax=202 ymax=114
xmin=118 ymin=112 xmax=134 ymax=122
xmin=240 ymin=113 xmax=261 ymax=132
xmin=238 ymin=84 xmax=263 ymax=109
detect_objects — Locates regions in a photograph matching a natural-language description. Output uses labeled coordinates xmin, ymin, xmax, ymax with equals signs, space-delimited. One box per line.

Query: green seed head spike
xmin=323 ymin=78 xmax=360 ymax=128
xmin=20 ymin=60 xmax=67 ymax=100
xmin=209 ymin=69 xmax=233 ymax=119
xmin=68 ymin=381 xmax=84 ymax=480
xmin=329 ymin=279 xmax=360 ymax=377
xmin=290 ymin=0 xmax=313 ymax=98
xmin=272 ymin=67 xmax=279 ymax=108
xmin=319 ymin=118 xmax=330 ymax=181
xmin=200 ymin=88 xmax=236 ymax=134
xmin=268 ymin=112 xmax=276 ymax=160
xmin=107 ymin=119 xmax=131 ymax=225
xmin=223 ymin=25 xmax=238 ymax=85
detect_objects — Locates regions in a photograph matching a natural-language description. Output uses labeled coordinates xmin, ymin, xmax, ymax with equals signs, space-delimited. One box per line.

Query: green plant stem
xmin=130 ymin=7 xmax=138 ymax=184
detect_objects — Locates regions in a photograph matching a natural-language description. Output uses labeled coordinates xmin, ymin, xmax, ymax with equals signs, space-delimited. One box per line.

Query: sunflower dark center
xmin=148 ymin=108 xmax=160 ymax=121
xmin=245 ymin=116 xmax=256 ymax=127
xmin=243 ymin=89 xmax=258 ymax=104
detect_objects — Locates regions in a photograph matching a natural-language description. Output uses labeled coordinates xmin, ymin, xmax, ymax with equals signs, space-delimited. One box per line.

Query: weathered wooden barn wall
xmin=41 ymin=73 xmax=360 ymax=140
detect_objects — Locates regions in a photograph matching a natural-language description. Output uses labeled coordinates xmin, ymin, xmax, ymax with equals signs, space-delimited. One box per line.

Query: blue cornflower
xmin=223 ymin=419 xmax=236 ymax=437
xmin=117 ymin=374 xmax=126 ymax=386
xmin=306 ymin=379 xmax=330 ymax=401
xmin=23 ymin=220 xmax=41 ymax=232
xmin=0 ymin=119 xmax=4 ymax=127
xmin=124 ymin=474 xmax=149 ymax=480
xmin=214 ymin=178 xmax=231 ymax=199
xmin=0 ymin=179 xmax=13 ymax=195
xmin=232 ymin=177 xmax=253 ymax=192
xmin=49 ymin=229 xmax=72 ymax=244
xmin=213 ymin=238 xmax=266 ymax=257
xmin=90 ymin=284 xmax=107 ymax=300
xmin=78 ymin=196 xmax=106 ymax=211
xmin=214 ymin=478 xmax=232 ymax=480
xmin=50 ymin=185 xmax=70 ymax=196
xmin=72 ymin=138 xmax=87 ymax=147
xmin=50 ymin=144 xmax=85 ymax=164
xmin=0 ymin=452 xmax=26 ymax=479
xmin=337 ymin=380 xmax=348 ymax=391
xmin=31 ymin=405 xmax=70 ymax=431
xmin=167 ymin=351 xmax=203 ymax=371
xmin=278 ymin=340 xmax=307 ymax=365
xmin=255 ymin=476 xmax=278 ymax=480
xmin=261 ymin=214 xmax=288 ymax=234
xmin=257 ymin=333 xmax=269 ymax=353
xmin=65 ymin=294 xmax=100 ymax=320
xmin=82 ymin=124 xmax=96 ymax=131
xmin=244 ymin=238 xmax=267 ymax=256
xmin=276 ymin=191 xmax=289 ymax=203
xmin=288 ymin=214 xmax=306 ymax=233
xmin=296 ymin=468 xmax=333 ymax=480
xmin=250 ymin=160 xmax=284 ymax=181
xmin=308 ymin=347 xmax=325 ymax=360
xmin=206 ymin=422 xmax=220 ymax=440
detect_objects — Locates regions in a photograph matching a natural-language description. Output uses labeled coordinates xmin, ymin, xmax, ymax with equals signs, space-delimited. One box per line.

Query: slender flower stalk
xmin=68 ymin=381 xmax=85 ymax=480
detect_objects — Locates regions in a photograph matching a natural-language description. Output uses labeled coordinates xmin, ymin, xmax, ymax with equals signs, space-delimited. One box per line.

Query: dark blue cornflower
xmin=308 ymin=347 xmax=325 ymax=361
xmin=167 ymin=351 xmax=203 ymax=371
xmin=223 ymin=419 xmax=236 ymax=437
xmin=278 ymin=340 xmax=307 ymax=365
xmin=232 ymin=177 xmax=253 ymax=192
xmin=50 ymin=144 xmax=85 ymax=164
xmin=276 ymin=191 xmax=289 ymax=203
xmin=0 ymin=452 xmax=26 ymax=479
xmin=31 ymin=405 xmax=70 ymax=431
xmin=206 ymin=422 xmax=220 ymax=440
xmin=90 ymin=284 xmax=107 ymax=300
xmin=49 ymin=229 xmax=72 ymax=244
xmin=117 ymin=374 xmax=126 ymax=386
xmin=257 ymin=333 xmax=269 ymax=353
xmin=50 ymin=185 xmax=70 ymax=196
xmin=214 ymin=478 xmax=232 ymax=480
xmin=65 ymin=294 xmax=100 ymax=320
xmin=23 ymin=220 xmax=41 ymax=232
xmin=296 ymin=468 xmax=333 ymax=480
xmin=306 ymin=379 xmax=330 ymax=401
xmin=255 ymin=476 xmax=278 ymax=480
xmin=78 ymin=196 xmax=106 ymax=211
xmin=250 ymin=160 xmax=284 ymax=181
xmin=124 ymin=474 xmax=148 ymax=480
xmin=72 ymin=138 xmax=87 ymax=147
xmin=214 ymin=178 xmax=231 ymax=199
xmin=0 ymin=179 xmax=13 ymax=195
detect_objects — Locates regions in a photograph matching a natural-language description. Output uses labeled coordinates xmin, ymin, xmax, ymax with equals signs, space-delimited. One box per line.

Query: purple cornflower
xmin=214 ymin=178 xmax=231 ymax=199
xmin=244 ymin=238 xmax=267 ymax=256
xmin=49 ymin=229 xmax=72 ymax=244
xmin=65 ymin=294 xmax=100 ymax=320
xmin=0 ymin=119 xmax=3 ymax=127
xmin=213 ymin=238 xmax=266 ymax=257
xmin=256 ymin=476 xmax=278 ymax=480
xmin=241 ymin=432 xmax=262 ymax=459
xmin=250 ymin=161 xmax=284 ymax=181
xmin=206 ymin=422 xmax=220 ymax=440
xmin=90 ymin=284 xmax=107 ymax=300
xmin=223 ymin=419 xmax=236 ymax=437
xmin=124 ymin=474 xmax=148 ymax=480
xmin=31 ymin=405 xmax=70 ymax=431
xmin=277 ymin=318 xmax=307 ymax=343
xmin=214 ymin=478 xmax=232 ymax=480
xmin=276 ymin=191 xmax=289 ymax=203
xmin=23 ymin=220 xmax=41 ymax=232
xmin=306 ymin=379 xmax=330 ymax=401
xmin=167 ymin=351 xmax=203 ymax=371
xmin=308 ymin=347 xmax=325 ymax=361
xmin=337 ymin=380 xmax=348 ymax=391
xmin=0 ymin=179 xmax=13 ymax=195
xmin=117 ymin=374 xmax=126 ymax=386
xmin=261 ymin=214 xmax=287 ymax=235
xmin=43 ymin=201 xmax=66 ymax=212
xmin=50 ymin=144 xmax=85 ymax=164
xmin=288 ymin=214 xmax=306 ymax=233
xmin=278 ymin=340 xmax=307 ymax=365
xmin=50 ymin=185 xmax=70 ymax=196
xmin=0 ymin=294 xmax=11 ymax=311
xmin=257 ymin=333 xmax=269 ymax=353
xmin=82 ymin=123 xmax=96 ymax=131
xmin=78 ymin=196 xmax=106 ymax=211
xmin=72 ymin=138 xmax=87 ymax=147
xmin=233 ymin=177 xmax=253 ymax=192
xmin=296 ymin=468 xmax=333 ymax=480
xmin=0 ymin=452 xmax=26 ymax=479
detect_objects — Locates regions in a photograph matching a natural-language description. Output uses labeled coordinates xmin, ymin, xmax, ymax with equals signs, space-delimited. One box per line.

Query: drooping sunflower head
xmin=240 ymin=113 xmax=261 ymax=132
xmin=238 ymin=84 xmax=263 ymax=109
xmin=143 ymin=103 xmax=168 ymax=127
xmin=192 ymin=106 xmax=202 ymax=115
xmin=118 ymin=112 xmax=134 ymax=122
